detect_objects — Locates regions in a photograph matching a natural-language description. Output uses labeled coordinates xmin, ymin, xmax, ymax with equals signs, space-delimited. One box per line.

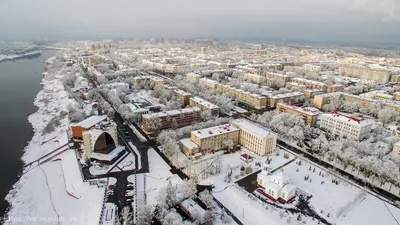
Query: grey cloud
xmin=0 ymin=0 xmax=399 ymax=44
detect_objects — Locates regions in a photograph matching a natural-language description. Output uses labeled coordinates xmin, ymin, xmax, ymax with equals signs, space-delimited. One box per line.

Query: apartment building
xmin=391 ymin=141 xmax=400 ymax=157
xmin=243 ymin=73 xmax=265 ymax=84
xmin=391 ymin=75 xmax=400 ymax=83
xmin=133 ymin=75 xmax=165 ymax=86
xmin=141 ymin=107 xmax=201 ymax=135
xmin=267 ymin=92 xmax=305 ymax=108
xmin=189 ymin=97 xmax=220 ymax=116
xmin=190 ymin=124 xmax=240 ymax=153
xmin=313 ymin=92 xmax=343 ymax=109
xmin=230 ymin=118 xmax=277 ymax=156
xmin=217 ymin=84 xmax=267 ymax=109
xmin=286 ymin=82 xmax=307 ymax=90
xmin=394 ymin=93 xmax=400 ymax=101
xmin=199 ymin=78 xmax=219 ymax=89
xmin=277 ymin=103 xmax=320 ymax=127
xmin=326 ymin=84 xmax=345 ymax=93
xmin=339 ymin=65 xmax=391 ymax=83
xmin=304 ymin=89 xmax=324 ymax=98
xmin=173 ymin=89 xmax=192 ymax=105
xmin=303 ymin=64 xmax=322 ymax=72
xmin=186 ymin=72 xmax=202 ymax=82
xmin=266 ymin=72 xmax=290 ymax=86
xmin=236 ymin=65 xmax=262 ymax=75
xmin=292 ymin=78 xmax=327 ymax=92
xmin=319 ymin=112 xmax=373 ymax=140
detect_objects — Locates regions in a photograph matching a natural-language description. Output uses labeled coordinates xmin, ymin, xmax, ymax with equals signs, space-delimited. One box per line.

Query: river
xmin=0 ymin=50 xmax=55 ymax=217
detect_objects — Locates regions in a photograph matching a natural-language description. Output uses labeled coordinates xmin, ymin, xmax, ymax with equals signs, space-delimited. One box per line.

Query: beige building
xmin=173 ymin=89 xmax=192 ymax=105
xmin=230 ymin=118 xmax=277 ymax=156
xmin=391 ymin=141 xmax=400 ymax=157
xmin=304 ymin=89 xmax=324 ymax=98
xmin=217 ymin=84 xmax=267 ymax=109
xmin=190 ymin=124 xmax=240 ymax=153
xmin=277 ymin=103 xmax=319 ymax=127
xmin=189 ymin=97 xmax=220 ymax=116
xmin=186 ymin=72 xmax=202 ymax=82
xmin=199 ymin=77 xmax=219 ymax=89
xmin=267 ymin=92 xmax=305 ymax=108
xmin=243 ymin=73 xmax=265 ymax=84
xmin=292 ymin=78 xmax=327 ymax=92
xmin=339 ymin=65 xmax=391 ymax=83
xmin=235 ymin=65 xmax=262 ymax=75
xmin=266 ymin=72 xmax=290 ymax=87
xmin=391 ymin=75 xmax=400 ymax=83
xmin=326 ymin=84 xmax=345 ymax=93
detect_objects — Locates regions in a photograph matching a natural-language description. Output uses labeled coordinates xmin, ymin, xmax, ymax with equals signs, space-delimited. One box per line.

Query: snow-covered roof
xmin=91 ymin=146 xmax=125 ymax=162
xmin=174 ymin=89 xmax=192 ymax=96
xmin=322 ymin=112 xmax=374 ymax=127
xmin=278 ymin=103 xmax=320 ymax=116
xmin=187 ymin=72 xmax=202 ymax=77
xmin=281 ymin=183 xmax=297 ymax=194
xmin=192 ymin=124 xmax=240 ymax=139
xmin=190 ymin=97 xmax=219 ymax=109
xmin=230 ymin=118 xmax=276 ymax=138
xmin=142 ymin=107 xmax=200 ymax=119
xmin=270 ymin=172 xmax=291 ymax=188
xmin=180 ymin=199 xmax=206 ymax=222
xmin=270 ymin=91 xmax=304 ymax=99
xmin=292 ymin=77 xmax=326 ymax=86
xmin=180 ymin=138 xmax=199 ymax=150
xmin=101 ymin=203 xmax=117 ymax=225
xmin=74 ymin=115 xmax=108 ymax=129
xmin=199 ymin=77 xmax=219 ymax=84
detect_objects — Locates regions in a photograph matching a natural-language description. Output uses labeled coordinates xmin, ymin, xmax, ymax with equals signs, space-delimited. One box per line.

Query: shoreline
xmin=0 ymin=50 xmax=43 ymax=63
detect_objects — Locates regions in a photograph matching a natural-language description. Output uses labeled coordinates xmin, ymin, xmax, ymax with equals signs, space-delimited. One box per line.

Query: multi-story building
xmin=235 ymin=65 xmax=262 ymax=75
xmin=72 ymin=115 xmax=109 ymax=140
xmin=186 ymin=72 xmax=202 ymax=82
xmin=217 ymin=84 xmax=267 ymax=109
xmin=313 ymin=92 xmax=343 ymax=109
xmin=394 ymin=93 xmax=400 ymax=101
xmin=292 ymin=78 xmax=327 ymax=92
xmin=267 ymin=92 xmax=305 ymax=108
xmin=339 ymin=65 xmax=391 ymax=83
xmin=243 ymin=73 xmax=265 ymax=84
xmin=303 ymin=64 xmax=322 ymax=72
xmin=286 ymin=82 xmax=307 ymax=90
xmin=319 ymin=112 xmax=374 ymax=140
xmin=141 ymin=107 xmax=201 ymax=135
xmin=326 ymin=84 xmax=345 ymax=93
xmin=189 ymin=97 xmax=220 ymax=116
xmin=266 ymin=72 xmax=290 ymax=87
xmin=304 ymin=89 xmax=324 ymax=98
xmin=190 ymin=124 xmax=240 ymax=153
xmin=199 ymin=78 xmax=219 ymax=89
xmin=230 ymin=118 xmax=277 ymax=156
xmin=390 ymin=75 xmax=400 ymax=83
xmin=276 ymin=103 xmax=320 ymax=127
xmin=173 ymin=89 xmax=192 ymax=105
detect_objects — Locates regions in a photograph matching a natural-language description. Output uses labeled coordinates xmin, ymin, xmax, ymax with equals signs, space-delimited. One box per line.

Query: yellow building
xmin=190 ymin=124 xmax=240 ymax=153
xmin=199 ymin=78 xmax=219 ymax=89
xmin=217 ymin=84 xmax=267 ymax=109
xmin=276 ymin=103 xmax=319 ymax=127
xmin=339 ymin=65 xmax=390 ymax=83
xmin=394 ymin=93 xmax=400 ymax=101
xmin=189 ymin=97 xmax=220 ymax=116
xmin=230 ymin=118 xmax=277 ymax=156
xmin=266 ymin=72 xmax=290 ymax=87
xmin=326 ymin=84 xmax=345 ymax=93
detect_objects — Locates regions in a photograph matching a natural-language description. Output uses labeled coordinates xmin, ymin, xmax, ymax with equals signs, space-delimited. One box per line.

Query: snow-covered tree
xmin=164 ymin=99 xmax=181 ymax=111
xmin=200 ymin=110 xmax=213 ymax=122
xmin=378 ymin=107 xmax=399 ymax=124
xmin=198 ymin=190 xmax=215 ymax=209
xmin=147 ymin=117 xmax=162 ymax=131
xmin=162 ymin=210 xmax=183 ymax=225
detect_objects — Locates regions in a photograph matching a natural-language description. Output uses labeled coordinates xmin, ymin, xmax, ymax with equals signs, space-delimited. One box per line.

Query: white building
xmin=257 ymin=163 xmax=297 ymax=203
xmin=199 ymin=77 xmax=219 ymax=89
xmin=319 ymin=112 xmax=374 ymax=140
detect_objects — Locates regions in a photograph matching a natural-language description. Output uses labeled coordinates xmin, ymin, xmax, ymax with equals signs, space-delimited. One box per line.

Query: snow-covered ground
xmin=5 ymin=56 xmax=105 ymax=225
xmin=0 ymin=50 xmax=42 ymax=62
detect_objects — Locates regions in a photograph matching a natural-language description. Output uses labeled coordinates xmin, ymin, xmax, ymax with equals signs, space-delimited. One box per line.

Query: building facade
xmin=199 ymin=77 xmax=219 ymax=89
xmin=189 ymin=97 xmax=220 ymax=116
xmin=319 ymin=112 xmax=373 ymax=140
xmin=190 ymin=124 xmax=240 ymax=153
xmin=339 ymin=65 xmax=391 ymax=83
xmin=217 ymin=84 xmax=267 ymax=109
xmin=277 ymin=103 xmax=319 ymax=127
xmin=230 ymin=118 xmax=277 ymax=156
xmin=141 ymin=107 xmax=201 ymax=135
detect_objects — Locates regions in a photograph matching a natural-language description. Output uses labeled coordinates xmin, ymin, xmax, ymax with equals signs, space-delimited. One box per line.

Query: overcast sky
xmin=0 ymin=0 xmax=399 ymax=44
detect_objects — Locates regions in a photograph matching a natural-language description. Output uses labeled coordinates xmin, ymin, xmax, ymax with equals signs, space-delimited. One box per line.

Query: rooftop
xmin=292 ymin=77 xmax=326 ymax=86
xmin=180 ymin=138 xmax=199 ymax=150
xmin=192 ymin=124 xmax=240 ymax=139
xmin=174 ymin=89 xmax=192 ymax=96
xmin=142 ymin=107 xmax=200 ymax=119
xmin=74 ymin=115 xmax=108 ymax=129
xmin=190 ymin=97 xmax=219 ymax=109
xmin=270 ymin=91 xmax=304 ymax=99
xmin=230 ymin=118 xmax=276 ymax=138
xmin=278 ymin=103 xmax=320 ymax=116
xmin=322 ymin=111 xmax=374 ymax=127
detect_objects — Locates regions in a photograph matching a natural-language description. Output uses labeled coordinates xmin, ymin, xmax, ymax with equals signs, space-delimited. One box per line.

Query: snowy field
xmin=5 ymin=57 xmax=105 ymax=225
